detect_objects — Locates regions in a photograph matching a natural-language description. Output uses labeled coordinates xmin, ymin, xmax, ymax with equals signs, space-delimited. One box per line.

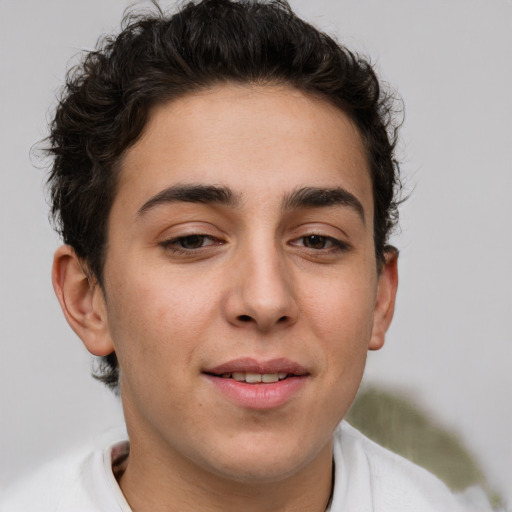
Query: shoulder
xmin=0 ymin=446 xmax=101 ymax=511
xmin=331 ymin=422 xmax=487 ymax=512
xmin=0 ymin=429 xmax=129 ymax=512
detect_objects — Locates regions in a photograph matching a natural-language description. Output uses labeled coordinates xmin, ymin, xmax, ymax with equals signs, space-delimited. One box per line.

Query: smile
xmin=204 ymin=358 xmax=309 ymax=409
xmin=218 ymin=372 xmax=289 ymax=383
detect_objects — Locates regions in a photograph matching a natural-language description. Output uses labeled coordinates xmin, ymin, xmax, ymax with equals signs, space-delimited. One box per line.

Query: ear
xmin=52 ymin=245 xmax=114 ymax=356
xmin=369 ymin=247 xmax=399 ymax=351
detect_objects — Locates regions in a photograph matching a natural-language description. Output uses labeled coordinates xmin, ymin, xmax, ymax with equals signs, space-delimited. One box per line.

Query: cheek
xmin=301 ymin=271 xmax=376 ymax=372
xmin=304 ymin=271 xmax=376 ymax=337
xmin=105 ymin=270 xmax=219 ymax=375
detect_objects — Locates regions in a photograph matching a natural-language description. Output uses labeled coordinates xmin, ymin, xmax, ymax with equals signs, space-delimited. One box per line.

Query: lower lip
xmin=204 ymin=375 xmax=307 ymax=410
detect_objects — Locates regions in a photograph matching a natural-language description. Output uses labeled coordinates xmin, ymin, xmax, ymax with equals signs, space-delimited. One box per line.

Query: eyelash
xmin=290 ymin=234 xmax=350 ymax=252
xmin=160 ymin=233 xmax=349 ymax=255
xmin=160 ymin=234 xmax=222 ymax=254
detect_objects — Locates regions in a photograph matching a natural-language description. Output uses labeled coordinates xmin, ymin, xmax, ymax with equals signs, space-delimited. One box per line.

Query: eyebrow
xmin=137 ymin=184 xmax=239 ymax=216
xmin=283 ymin=186 xmax=365 ymax=223
xmin=137 ymin=183 xmax=365 ymax=223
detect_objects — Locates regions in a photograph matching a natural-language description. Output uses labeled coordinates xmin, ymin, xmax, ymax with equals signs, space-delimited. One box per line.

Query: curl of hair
xmin=47 ymin=0 xmax=403 ymax=392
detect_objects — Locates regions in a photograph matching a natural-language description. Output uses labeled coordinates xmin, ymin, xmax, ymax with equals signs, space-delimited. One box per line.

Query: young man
xmin=0 ymin=1 xmax=482 ymax=510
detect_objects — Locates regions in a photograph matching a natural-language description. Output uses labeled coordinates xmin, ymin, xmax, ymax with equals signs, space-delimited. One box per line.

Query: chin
xmin=210 ymin=455 xmax=307 ymax=484
xmin=198 ymin=432 xmax=331 ymax=485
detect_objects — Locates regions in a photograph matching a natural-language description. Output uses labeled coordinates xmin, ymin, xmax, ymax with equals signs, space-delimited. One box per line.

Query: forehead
xmin=116 ymin=84 xmax=373 ymax=216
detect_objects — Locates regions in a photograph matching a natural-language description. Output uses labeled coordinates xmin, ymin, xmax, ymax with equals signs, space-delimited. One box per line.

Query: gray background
xmin=1 ymin=0 xmax=511 ymax=504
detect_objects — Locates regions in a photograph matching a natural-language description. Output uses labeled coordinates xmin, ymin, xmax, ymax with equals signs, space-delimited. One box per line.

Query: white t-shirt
xmin=0 ymin=422 xmax=490 ymax=511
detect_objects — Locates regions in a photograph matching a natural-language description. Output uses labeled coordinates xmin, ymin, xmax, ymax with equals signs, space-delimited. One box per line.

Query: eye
xmin=288 ymin=233 xmax=352 ymax=257
xmin=177 ymin=235 xmax=214 ymax=249
xmin=301 ymin=235 xmax=333 ymax=249
xmin=291 ymin=234 xmax=345 ymax=250
xmin=161 ymin=234 xmax=221 ymax=252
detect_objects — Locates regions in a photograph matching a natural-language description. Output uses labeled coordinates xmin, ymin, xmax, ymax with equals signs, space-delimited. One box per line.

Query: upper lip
xmin=204 ymin=357 xmax=308 ymax=376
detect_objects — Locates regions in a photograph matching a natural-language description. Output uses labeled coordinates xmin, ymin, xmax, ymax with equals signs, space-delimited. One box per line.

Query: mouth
xmin=203 ymin=358 xmax=309 ymax=409
xmin=204 ymin=357 xmax=308 ymax=381
xmin=207 ymin=371 xmax=292 ymax=384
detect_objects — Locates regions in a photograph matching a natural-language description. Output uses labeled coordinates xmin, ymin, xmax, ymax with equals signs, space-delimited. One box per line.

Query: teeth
xmin=220 ymin=372 xmax=289 ymax=383
xmin=245 ymin=372 xmax=262 ymax=383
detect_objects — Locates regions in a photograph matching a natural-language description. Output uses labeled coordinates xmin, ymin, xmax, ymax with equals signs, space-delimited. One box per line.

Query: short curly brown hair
xmin=47 ymin=0 xmax=402 ymax=392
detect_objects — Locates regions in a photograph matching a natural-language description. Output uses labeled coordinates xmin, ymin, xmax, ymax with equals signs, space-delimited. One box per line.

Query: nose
xmin=223 ymin=243 xmax=298 ymax=332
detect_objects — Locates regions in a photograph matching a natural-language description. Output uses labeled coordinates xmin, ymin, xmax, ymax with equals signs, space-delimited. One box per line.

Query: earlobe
xmin=368 ymin=247 xmax=399 ymax=351
xmin=52 ymin=245 xmax=114 ymax=356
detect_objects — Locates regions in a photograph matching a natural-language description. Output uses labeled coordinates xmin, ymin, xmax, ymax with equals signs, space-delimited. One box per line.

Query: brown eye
xmin=160 ymin=233 xmax=224 ymax=254
xmin=302 ymin=235 xmax=329 ymax=249
xmin=289 ymin=234 xmax=348 ymax=253
xmin=178 ymin=235 xmax=208 ymax=249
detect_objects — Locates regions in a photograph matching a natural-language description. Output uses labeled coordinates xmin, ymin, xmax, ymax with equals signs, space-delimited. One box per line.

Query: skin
xmin=53 ymin=84 xmax=398 ymax=512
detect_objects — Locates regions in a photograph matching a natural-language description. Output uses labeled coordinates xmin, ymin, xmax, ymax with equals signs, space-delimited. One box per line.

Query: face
xmin=74 ymin=84 xmax=397 ymax=484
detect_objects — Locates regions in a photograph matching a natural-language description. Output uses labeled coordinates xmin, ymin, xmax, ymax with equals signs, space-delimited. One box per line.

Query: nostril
xmin=277 ymin=316 xmax=288 ymax=323
xmin=238 ymin=315 xmax=252 ymax=322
